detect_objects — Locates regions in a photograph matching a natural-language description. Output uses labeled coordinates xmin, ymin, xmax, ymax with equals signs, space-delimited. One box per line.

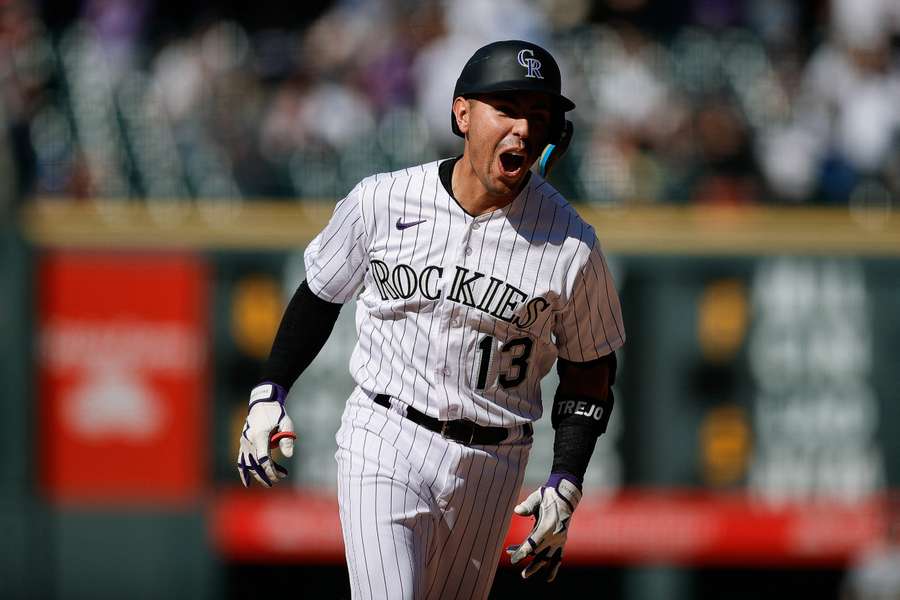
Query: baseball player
xmin=237 ymin=40 xmax=625 ymax=599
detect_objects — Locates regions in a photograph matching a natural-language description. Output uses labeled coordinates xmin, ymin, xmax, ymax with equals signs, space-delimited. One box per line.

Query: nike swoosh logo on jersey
xmin=396 ymin=218 xmax=427 ymax=230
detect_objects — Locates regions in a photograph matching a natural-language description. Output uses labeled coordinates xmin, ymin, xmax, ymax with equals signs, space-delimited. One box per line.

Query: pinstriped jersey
xmin=304 ymin=158 xmax=625 ymax=427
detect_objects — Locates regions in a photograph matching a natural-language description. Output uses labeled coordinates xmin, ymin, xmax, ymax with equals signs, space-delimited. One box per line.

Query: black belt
xmin=374 ymin=394 xmax=532 ymax=446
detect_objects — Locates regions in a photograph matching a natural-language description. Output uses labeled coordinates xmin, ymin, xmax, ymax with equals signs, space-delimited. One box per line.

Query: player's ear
xmin=453 ymin=97 xmax=470 ymax=135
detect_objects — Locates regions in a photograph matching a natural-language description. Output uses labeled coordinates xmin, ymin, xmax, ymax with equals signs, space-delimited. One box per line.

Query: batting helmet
xmin=451 ymin=40 xmax=575 ymax=142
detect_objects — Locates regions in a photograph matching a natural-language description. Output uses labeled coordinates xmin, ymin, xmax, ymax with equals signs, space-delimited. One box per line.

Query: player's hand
xmin=236 ymin=382 xmax=296 ymax=488
xmin=506 ymin=476 xmax=582 ymax=582
xmin=535 ymin=120 xmax=574 ymax=178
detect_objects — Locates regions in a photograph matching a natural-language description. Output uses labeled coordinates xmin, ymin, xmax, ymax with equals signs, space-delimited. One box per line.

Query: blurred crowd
xmin=1 ymin=0 xmax=899 ymax=206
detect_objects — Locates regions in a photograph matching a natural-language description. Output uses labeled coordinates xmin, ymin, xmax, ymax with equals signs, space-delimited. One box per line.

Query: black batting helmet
xmin=451 ymin=40 xmax=575 ymax=142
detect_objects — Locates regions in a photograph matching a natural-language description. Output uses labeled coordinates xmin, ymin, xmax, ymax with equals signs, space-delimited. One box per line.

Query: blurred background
xmin=2 ymin=0 xmax=900 ymax=598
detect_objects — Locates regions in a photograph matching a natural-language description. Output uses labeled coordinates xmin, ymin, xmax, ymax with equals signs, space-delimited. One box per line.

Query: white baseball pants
xmin=335 ymin=387 xmax=532 ymax=600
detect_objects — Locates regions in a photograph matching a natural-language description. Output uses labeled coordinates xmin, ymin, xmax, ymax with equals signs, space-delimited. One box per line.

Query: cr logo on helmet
xmin=517 ymin=49 xmax=544 ymax=79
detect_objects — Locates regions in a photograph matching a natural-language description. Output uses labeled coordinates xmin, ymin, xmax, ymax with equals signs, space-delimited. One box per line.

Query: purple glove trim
xmin=546 ymin=471 xmax=583 ymax=492
xmin=248 ymin=381 xmax=288 ymax=410
xmin=259 ymin=381 xmax=288 ymax=404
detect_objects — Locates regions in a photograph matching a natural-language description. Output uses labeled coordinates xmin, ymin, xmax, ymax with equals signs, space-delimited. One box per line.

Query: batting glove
xmin=236 ymin=382 xmax=295 ymax=488
xmin=507 ymin=474 xmax=582 ymax=582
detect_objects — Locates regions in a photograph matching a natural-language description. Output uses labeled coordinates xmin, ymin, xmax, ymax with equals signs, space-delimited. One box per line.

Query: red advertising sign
xmin=212 ymin=490 xmax=886 ymax=566
xmin=39 ymin=252 xmax=208 ymax=505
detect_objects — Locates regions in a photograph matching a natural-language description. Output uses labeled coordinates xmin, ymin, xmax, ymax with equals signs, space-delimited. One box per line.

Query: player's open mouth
xmin=499 ymin=151 xmax=526 ymax=177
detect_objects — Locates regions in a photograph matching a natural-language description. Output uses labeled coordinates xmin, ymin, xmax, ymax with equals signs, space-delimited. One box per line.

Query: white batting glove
xmin=507 ymin=475 xmax=582 ymax=582
xmin=236 ymin=382 xmax=295 ymax=488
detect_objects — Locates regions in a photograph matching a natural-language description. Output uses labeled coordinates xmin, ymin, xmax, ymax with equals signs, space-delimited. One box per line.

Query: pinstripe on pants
xmin=336 ymin=387 xmax=531 ymax=599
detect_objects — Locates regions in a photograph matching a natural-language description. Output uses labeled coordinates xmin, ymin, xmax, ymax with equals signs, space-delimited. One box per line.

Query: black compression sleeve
xmin=551 ymin=420 xmax=600 ymax=483
xmin=550 ymin=353 xmax=617 ymax=483
xmin=259 ymin=280 xmax=342 ymax=390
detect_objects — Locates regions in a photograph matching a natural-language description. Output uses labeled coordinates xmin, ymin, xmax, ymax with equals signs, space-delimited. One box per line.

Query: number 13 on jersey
xmin=475 ymin=335 xmax=534 ymax=390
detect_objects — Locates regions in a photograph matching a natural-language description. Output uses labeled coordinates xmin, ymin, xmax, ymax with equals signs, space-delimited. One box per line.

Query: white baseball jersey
xmin=308 ymin=158 xmax=625 ymax=600
xmin=305 ymin=158 xmax=625 ymax=426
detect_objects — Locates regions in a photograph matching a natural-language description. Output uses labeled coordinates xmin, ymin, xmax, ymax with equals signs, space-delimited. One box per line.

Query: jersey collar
xmin=438 ymin=155 xmax=534 ymax=220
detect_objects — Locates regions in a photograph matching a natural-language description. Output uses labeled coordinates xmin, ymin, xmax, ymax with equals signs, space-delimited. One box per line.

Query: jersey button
xmin=472 ymin=222 xmax=481 ymax=230
xmin=442 ymin=367 xmax=451 ymax=376
xmin=464 ymin=247 xmax=472 ymax=256
xmin=450 ymin=317 xmax=460 ymax=327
